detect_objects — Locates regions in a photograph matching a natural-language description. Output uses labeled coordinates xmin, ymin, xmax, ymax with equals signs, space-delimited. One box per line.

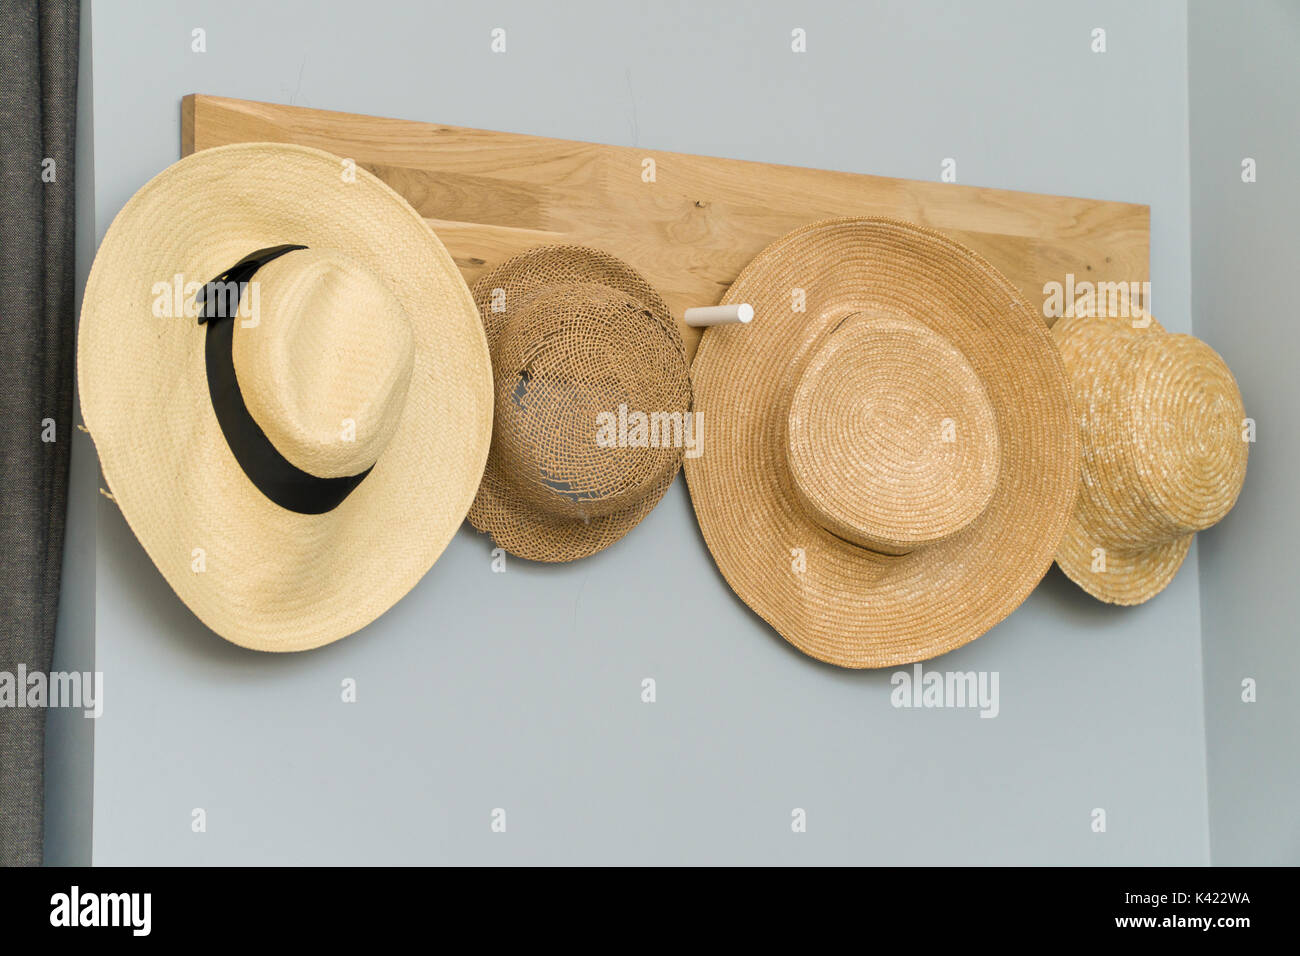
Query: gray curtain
xmin=0 ymin=0 xmax=79 ymax=866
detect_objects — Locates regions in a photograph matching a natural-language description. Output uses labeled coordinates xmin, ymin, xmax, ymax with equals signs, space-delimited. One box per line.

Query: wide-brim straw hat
xmin=685 ymin=217 xmax=1079 ymax=668
xmin=468 ymin=246 xmax=691 ymax=562
xmin=1052 ymin=309 xmax=1247 ymax=604
xmin=78 ymin=142 xmax=493 ymax=651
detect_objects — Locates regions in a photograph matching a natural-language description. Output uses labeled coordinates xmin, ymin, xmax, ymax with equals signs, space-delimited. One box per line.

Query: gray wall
xmin=72 ymin=0 xmax=1211 ymax=864
xmin=1189 ymin=0 xmax=1300 ymax=866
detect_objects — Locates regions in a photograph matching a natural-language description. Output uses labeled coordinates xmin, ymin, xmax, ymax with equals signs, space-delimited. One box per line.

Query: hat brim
xmin=468 ymin=246 xmax=684 ymax=562
xmin=684 ymin=218 xmax=1080 ymax=668
xmin=78 ymin=143 xmax=493 ymax=651
xmin=1055 ymin=519 xmax=1192 ymax=605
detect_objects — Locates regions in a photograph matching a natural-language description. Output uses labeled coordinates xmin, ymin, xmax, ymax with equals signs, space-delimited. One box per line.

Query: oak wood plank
xmin=182 ymin=94 xmax=1150 ymax=358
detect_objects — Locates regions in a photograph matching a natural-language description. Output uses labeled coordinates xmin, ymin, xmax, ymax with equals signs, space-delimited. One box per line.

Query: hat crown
xmin=786 ymin=313 xmax=1000 ymax=554
xmin=1081 ymin=329 xmax=1247 ymax=546
xmin=490 ymin=283 xmax=690 ymax=520
xmin=230 ymin=249 xmax=415 ymax=479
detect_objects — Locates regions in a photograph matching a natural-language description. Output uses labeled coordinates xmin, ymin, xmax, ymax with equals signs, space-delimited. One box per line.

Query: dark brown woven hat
xmin=469 ymin=246 xmax=692 ymax=562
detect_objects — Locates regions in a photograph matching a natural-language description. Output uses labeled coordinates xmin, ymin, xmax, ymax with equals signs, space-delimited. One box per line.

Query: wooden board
xmin=183 ymin=94 xmax=1149 ymax=356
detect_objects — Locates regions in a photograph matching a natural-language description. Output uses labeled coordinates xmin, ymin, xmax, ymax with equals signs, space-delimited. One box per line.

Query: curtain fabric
xmin=0 ymin=0 xmax=80 ymax=866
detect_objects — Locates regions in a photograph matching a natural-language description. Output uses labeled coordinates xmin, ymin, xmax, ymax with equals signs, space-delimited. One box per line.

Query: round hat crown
xmin=489 ymin=282 xmax=690 ymax=520
xmin=786 ymin=313 xmax=1000 ymax=554
xmin=230 ymin=248 xmax=415 ymax=479
xmin=1076 ymin=325 xmax=1247 ymax=548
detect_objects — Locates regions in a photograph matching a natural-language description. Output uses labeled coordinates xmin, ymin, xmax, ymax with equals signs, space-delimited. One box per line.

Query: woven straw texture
xmin=685 ymin=217 xmax=1079 ymax=668
xmin=469 ymin=246 xmax=691 ymax=562
xmin=1053 ymin=310 xmax=1248 ymax=604
xmin=78 ymin=143 xmax=493 ymax=651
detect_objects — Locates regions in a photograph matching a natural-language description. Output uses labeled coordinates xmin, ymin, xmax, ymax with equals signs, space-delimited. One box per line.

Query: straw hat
xmin=78 ymin=142 xmax=493 ymax=651
xmin=1052 ymin=310 xmax=1248 ymax=604
xmin=468 ymin=246 xmax=691 ymax=562
xmin=685 ymin=217 xmax=1080 ymax=668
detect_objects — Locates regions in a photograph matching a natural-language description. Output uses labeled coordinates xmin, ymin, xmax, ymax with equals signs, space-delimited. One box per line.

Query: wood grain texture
xmin=182 ymin=94 xmax=1149 ymax=357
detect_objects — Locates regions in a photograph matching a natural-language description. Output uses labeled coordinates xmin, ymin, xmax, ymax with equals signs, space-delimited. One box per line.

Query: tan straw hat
xmin=685 ymin=217 xmax=1080 ymax=668
xmin=78 ymin=142 xmax=493 ymax=651
xmin=468 ymin=246 xmax=692 ymax=562
xmin=1052 ymin=310 xmax=1248 ymax=604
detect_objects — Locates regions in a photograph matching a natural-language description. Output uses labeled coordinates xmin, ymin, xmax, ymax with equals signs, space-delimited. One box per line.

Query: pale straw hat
xmin=685 ymin=218 xmax=1080 ymax=668
xmin=468 ymin=246 xmax=692 ymax=562
xmin=1052 ymin=309 xmax=1248 ymax=604
xmin=78 ymin=143 xmax=493 ymax=651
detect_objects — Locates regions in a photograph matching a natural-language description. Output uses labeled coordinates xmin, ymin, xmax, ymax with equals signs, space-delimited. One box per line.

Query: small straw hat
xmin=685 ymin=217 xmax=1080 ymax=668
xmin=1052 ymin=310 xmax=1248 ymax=604
xmin=468 ymin=246 xmax=692 ymax=562
xmin=78 ymin=143 xmax=493 ymax=651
